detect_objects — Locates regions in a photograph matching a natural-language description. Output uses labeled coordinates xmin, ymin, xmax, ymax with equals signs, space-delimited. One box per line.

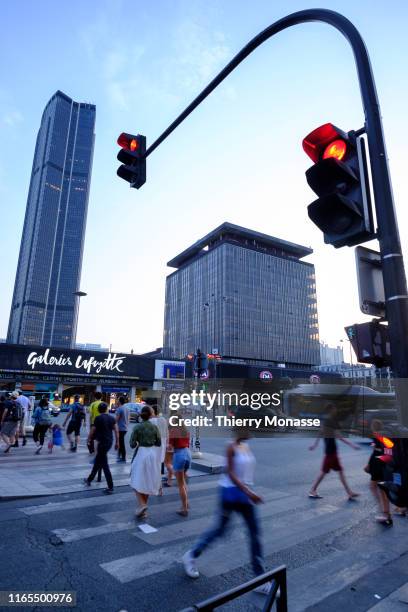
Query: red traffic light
xmin=117 ymin=132 xmax=139 ymax=152
xmin=303 ymin=123 xmax=348 ymax=163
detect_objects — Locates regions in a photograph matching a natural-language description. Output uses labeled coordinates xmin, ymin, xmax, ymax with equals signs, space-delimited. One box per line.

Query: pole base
xmin=192 ymin=451 xmax=203 ymax=459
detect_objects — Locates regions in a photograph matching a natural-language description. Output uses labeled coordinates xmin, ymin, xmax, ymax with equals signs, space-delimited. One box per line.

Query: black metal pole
xmin=146 ymin=9 xmax=408 ymax=426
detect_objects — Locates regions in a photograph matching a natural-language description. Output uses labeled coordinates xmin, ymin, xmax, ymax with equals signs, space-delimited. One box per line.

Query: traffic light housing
xmin=117 ymin=133 xmax=146 ymax=189
xmin=303 ymin=123 xmax=375 ymax=248
xmin=344 ymin=321 xmax=391 ymax=367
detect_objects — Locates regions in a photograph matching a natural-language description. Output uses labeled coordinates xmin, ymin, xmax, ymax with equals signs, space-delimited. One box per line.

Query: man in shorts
xmin=309 ymin=404 xmax=360 ymax=500
xmin=63 ymin=395 xmax=85 ymax=452
xmin=1 ymin=393 xmax=22 ymax=453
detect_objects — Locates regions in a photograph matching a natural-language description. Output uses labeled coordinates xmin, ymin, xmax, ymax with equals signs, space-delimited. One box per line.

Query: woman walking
xmin=182 ymin=427 xmax=269 ymax=593
xmin=32 ymin=398 xmax=52 ymax=454
xmin=151 ymin=406 xmax=168 ymax=495
xmin=169 ymin=416 xmax=192 ymax=516
xmin=129 ymin=405 xmax=161 ymax=520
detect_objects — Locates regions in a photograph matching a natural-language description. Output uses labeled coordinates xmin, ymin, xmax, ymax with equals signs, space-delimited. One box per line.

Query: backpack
xmin=72 ymin=402 xmax=86 ymax=421
xmin=9 ymin=401 xmax=22 ymax=422
xmin=39 ymin=408 xmax=52 ymax=426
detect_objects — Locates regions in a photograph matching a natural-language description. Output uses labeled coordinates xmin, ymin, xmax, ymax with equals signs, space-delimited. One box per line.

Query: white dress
xmin=130 ymin=422 xmax=161 ymax=495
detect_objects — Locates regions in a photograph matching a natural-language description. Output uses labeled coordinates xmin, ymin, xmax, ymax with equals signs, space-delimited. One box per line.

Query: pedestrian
xmin=309 ymin=403 xmax=360 ymax=500
xmin=62 ymin=394 xmax=86 ymax=452
xmin=365 ymin=419 xmax=406 ymax=525
xmin=84 ymin=402 xmax=119 ymax=494
xmin=48 ymin=424 xmax=64 ymax=453
xmin=88 ymin=392 xmax=103 ymax=454
xmin=151 ymin=405 xmax=168 ymax=494
xmin=16 ymin=390 xmax=30 ymax=447
xmin=115 ymin=396 xmax=130 ymax=462
xmin=32 ymin=398 xmax=52 ymax=454
xmin=169 ymin=414 xmax=192 ymax=516
xmin=182 ymin=427 xmax=270 ymax=594
xmin=129 ymin=405 xmax=161 ymax=520
xmin=0 ymin=394 xmax=8 ymax=437
xmin=1 ymin=393 xmax=21 ymax=453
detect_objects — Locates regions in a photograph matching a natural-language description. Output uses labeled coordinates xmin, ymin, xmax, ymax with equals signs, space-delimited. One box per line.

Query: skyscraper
xmin=164 ymin=222 xmax=320 ymax=367
xmin=7 ymin=91 xmax=95 ymax=348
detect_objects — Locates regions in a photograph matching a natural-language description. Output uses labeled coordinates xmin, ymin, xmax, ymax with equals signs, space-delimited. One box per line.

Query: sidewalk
xmin=0 ymin=441 xmax=208 ymax=499
xmin=369 ymin=582 xmax=408 ymax=610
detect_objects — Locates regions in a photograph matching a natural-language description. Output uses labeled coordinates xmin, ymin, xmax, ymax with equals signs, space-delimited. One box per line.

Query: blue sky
xmin=1 ymin=0 xmax=408 ymax=355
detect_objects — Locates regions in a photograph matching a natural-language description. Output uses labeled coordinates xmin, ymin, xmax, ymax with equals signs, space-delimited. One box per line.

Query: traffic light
xmin=303 ymin=123 xmax=375 ymax=248
xmin=193 ymin=348 xmax=209 ymax=379
xmin=117 ymin=132 xmax=146 ymax=189
xmin=344 ymin=321 xmax=391 ymax=367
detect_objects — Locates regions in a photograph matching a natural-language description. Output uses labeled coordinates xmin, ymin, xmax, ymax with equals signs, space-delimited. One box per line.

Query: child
xmin=48 ymin=424 xmax=64 ymax=453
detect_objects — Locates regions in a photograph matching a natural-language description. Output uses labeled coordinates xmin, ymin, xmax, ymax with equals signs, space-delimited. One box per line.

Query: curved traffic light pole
xmin=146 ymin=9 xmax=408 ymax=426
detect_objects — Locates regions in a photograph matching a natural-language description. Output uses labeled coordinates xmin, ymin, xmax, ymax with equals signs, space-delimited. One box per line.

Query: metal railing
xmin=180 ymin=565 xmax=287 ymax=612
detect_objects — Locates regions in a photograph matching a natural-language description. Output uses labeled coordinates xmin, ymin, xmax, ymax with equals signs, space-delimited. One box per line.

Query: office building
xmin=7 ymin=91 xmax=95 ymax=348
xmin=163 ymin=222 xmax=320 ymax=367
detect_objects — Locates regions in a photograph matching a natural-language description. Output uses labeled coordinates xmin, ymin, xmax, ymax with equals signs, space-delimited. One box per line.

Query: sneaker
xmin=3 ymin=445 xmax=12 ymax=454
xmin=83 ymin=478 xmax=91 ymax=486
xmin=254 ymin=582 xmax=272 ymax=595
xmin=104 ymin=488 xmax=114 ymax=495
xmin=22 ymin=438 xmax=27 ymax=447
xmin=71 ymin=446 xmax=77 ymax=452
xmin=182 ymin=551 xmax=199 ymax=578
xmin=35 ymin=446 xmax=42 ymax=455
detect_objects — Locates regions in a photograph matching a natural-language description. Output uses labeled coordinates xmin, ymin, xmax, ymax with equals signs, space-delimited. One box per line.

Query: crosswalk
xmin=18 ymin=475 xmax=408 ymax=610
xmin=0 ymin=440 xmax=204 ymax=498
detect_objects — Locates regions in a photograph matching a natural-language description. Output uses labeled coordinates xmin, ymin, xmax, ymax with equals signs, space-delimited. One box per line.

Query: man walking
xmin=309 ymin=404 xmax=360 ymax=500
xmin=1 ymin=393 xmax=22 ymax=453
xmin=115 ymin=396 xmax=129 ymax=462
xmin=88 ymin=392 xmax=103 ymax=454
xmin=84 ymin=402 xmax=118 ymax=494
xmin=63 ymin=395 xmax=86 ymax=452
xmin=16 ymin=390 xmax=30 ymax=447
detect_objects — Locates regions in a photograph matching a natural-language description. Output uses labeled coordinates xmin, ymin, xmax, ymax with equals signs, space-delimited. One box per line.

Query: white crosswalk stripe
xmin=22 ymin=473 xmax=408 ymax=612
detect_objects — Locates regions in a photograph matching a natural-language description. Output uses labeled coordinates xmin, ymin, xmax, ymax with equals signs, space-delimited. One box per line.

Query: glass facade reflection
xmin=7 ymin=91 xmax=95 ymax=348
xmin=164 ymin=223 xmax=320 ymax=367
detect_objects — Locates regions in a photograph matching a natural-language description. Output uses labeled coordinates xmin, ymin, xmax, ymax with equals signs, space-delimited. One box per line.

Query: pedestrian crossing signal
xmin=117 ymin=132 xmax=146 ymax=189
xmin=303 ymin=123 xmax=375 ymax=248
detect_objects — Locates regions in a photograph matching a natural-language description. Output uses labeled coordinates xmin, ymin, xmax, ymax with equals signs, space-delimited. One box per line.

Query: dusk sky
xmin=1 ymin=0 xmax=407 ymax=356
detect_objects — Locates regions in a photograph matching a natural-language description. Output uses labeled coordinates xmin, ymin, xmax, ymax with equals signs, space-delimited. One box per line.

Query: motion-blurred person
xmin=169 ymin=415 xmax=191 ymax=516
xmin=129 ymin=405 xmax=161 ymax=520
xmin=182 ymin=427 xmax=270 ymax=594
xmin=365 ymin=419 xmax=406 ymax=525
xmin=48 ymin=424 xmax=64 ymax=453
xmin=84 ymin=402 xmax=118 ymax=494
xmin=309 ymin=404 xmax=360 ymax=500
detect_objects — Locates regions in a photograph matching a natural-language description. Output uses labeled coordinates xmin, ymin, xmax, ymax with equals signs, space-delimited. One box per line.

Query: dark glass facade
xmin=7 ymin=91 xmax=95 ymax=348
xmin=164 ymin=223 xmax=320 ymax=367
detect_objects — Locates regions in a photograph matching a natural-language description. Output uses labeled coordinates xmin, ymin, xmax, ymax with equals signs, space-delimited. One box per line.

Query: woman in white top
xmin=182 ymin=427 xmax=270 ymax=594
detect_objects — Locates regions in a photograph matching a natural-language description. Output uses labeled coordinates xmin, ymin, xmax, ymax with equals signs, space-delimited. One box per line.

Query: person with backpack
xmin=32 ymin=398 xmax=52 ymax=454
xmin=1 ymin=393 xmax=22 ymax=453
xmin=62 ymin=395 xmax=86 ymax=452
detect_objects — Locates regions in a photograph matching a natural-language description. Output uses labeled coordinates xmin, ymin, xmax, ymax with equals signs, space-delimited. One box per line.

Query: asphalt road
xmin=1 ymin=435 xmax=408 ymax=612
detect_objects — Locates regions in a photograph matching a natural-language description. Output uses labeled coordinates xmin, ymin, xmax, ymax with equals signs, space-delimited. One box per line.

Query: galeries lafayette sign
xmin=0 ymin=343 xmax=155 ymax=380
xmin=27 ymin=348 xmax=125 ymax=375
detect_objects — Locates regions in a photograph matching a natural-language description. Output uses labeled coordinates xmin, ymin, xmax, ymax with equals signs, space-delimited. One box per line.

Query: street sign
xmin=310 ymin=374 xmax=321 ymax=384
xmin=355 ymin=246 xmax=385 ymax=317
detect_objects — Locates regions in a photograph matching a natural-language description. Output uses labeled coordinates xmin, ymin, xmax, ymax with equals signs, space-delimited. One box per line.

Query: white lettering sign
xmin=26 ymin=348 xmax=126 ymax=375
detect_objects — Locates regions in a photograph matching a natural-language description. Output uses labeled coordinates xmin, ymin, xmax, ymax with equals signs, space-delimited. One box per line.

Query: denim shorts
xmin=173 ymin=447 xmax=191 ymax=472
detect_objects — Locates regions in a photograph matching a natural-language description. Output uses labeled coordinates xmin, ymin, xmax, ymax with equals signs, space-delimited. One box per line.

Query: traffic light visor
xmin=117 ymin=132 xmax=138 ymax=151
xmin=303 ymin=123 xmax=348 ymax=163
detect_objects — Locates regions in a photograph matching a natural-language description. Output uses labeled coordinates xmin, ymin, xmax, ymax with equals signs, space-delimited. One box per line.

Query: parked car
xmin=127 ymin=402 xmax=146 ymax=422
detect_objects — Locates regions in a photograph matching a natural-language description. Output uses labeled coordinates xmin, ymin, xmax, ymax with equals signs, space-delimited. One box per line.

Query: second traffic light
xmin=117 ymin=132 xmax=146 ymax=189
xmin=303 ymin=123 xmax=375 ymax=248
